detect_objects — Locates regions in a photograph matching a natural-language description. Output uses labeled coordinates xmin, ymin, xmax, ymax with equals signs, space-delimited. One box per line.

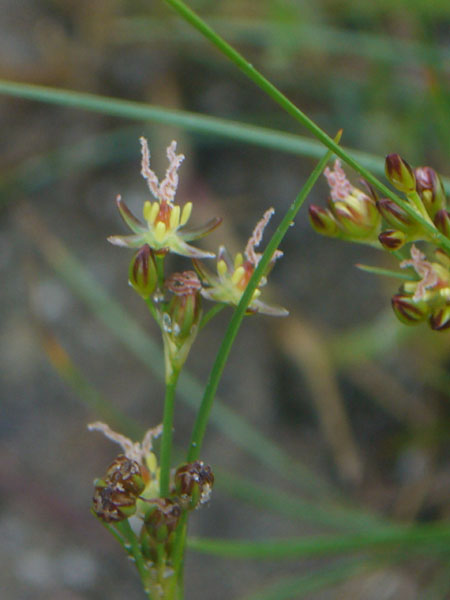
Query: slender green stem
xmin=159 ymin=368 xmax=181 ymax=497
xmin=116 ymin=520 xmax=153 ymax=599
xmin=145 ymin=297 xmax=160 ymax=324
xmin=355 ymin=264 xmax=418 ymax=281
xmin=199 ymin=303 xmax=225 ymax=330
xmin=162 ymin=0 xmax=450 ymax=255
xmin=187 ymin=523 xmax=450 ymax=560
xmin=187 ymin=142 xmax=337 ymax=462
xmin=168 ymin=513 xmax=188 ymax=600
xmin=155 ymin=255 xmax=166 ymax=290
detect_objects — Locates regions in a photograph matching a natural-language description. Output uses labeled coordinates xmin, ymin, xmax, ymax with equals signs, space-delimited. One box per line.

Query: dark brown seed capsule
xmin=92 ymin=483 xmax=137 ymax=523
xmin=104 ymin=454 xmax=145 ymax=496
xmin=175 ymin=461 xmax=214 ymax=509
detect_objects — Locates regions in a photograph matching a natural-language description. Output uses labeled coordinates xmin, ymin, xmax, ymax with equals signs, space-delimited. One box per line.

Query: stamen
xmin=148 ymin=202 xmax=160 ymax=224
xmin=154 ymin=221 xmax=167 ymax=243
xmin=180 ymin=202 xmax=193 ymax=226
xmin=217 ymin=259 xmax=228 ymax=277
xmin=170 ymin=205 xmax=181 ymax=230
xmin=231 ymin=266 xmax=245 ymax=285
xmin=234 ymin=253 xmax=244 ymax=269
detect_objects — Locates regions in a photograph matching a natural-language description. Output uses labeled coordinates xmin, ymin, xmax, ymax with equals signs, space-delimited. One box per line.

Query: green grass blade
xmin=20 ymin=207 xmax=334 ymax=498
xmin=0 ymin=79 xmax=449 ymax=193
xmin=239 ymin=559 xmax=365 ymax=600
xmin=162 ymin=0 xmax=450 ymax=254
xmin=355 ymin=264 xmax=418 ymax=281
xmin=115 ymin=17 xmax=450 ymax=69
xmin=186 ymin=141 xmax=338 ymax=464
xmin=187 ymin=523 xmax=450 ymax=560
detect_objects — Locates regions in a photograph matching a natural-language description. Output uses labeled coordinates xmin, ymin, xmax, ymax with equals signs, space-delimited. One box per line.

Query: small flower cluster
xmin=309 ymin=154 xmax=450 ymax=331
xmin=109 ymin=138 xmax=287 ymax=373
xmin=89 ymin=423 xmax=214 ymax=569
xmin=89 ymin=139 xmax=286 ymax=592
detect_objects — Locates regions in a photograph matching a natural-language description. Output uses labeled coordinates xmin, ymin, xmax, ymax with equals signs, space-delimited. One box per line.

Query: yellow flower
xmin=194 ymin=208 xmax=288 ymax=316
xmin=108 ymin=138 xmax=221 ymax=258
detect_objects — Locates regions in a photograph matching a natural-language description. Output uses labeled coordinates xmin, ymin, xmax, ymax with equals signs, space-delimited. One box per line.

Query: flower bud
xmin=434 ymin=210 xmax=450 ymax=239
xmin=92 ymin=480 xmax=137 ymax=522
xmin=415 ymin=167 xmax=446 ymax=217
xmin=429 ymin=306 xmax=450 ymax=331
xmin=308 ymin=205 xmax=339 ymax=237
xmin=143 ymin=498 xmax=182 ymax=543
xmin=104 ymin=455 xmax=146 ymax=497
xmin=377 ymin=198 xmax=415 ymax=233
xmin=332 ymin=193 xmax=380 ymax=239
xmin=391 ymin=293 xmax=430 ymax=325
xmin=174 ymin=461 xmax=214 ymax=510
xmin=385 ymin=154 xmax=416 ymax=193
xmin=128 ymin=244 xmax=158 ymax=299
xmin=165 ymin=271 xmax=202 ymax=343
xmin=378 ymin=229 xmax=407 ymax=251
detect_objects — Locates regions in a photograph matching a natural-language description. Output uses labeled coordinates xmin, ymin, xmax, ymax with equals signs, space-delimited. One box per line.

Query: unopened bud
xmin=104 ymin=455 xmax=145 ymax=497
xmin=379 ymin=229 xmax=406 ymax=251
xmin=332 ymin=194 xmax=380 ymax=239
xmin=429 ymin=306 xmax=450 ymax=331
xmin=415 ymin=167 xmax=446 ymax=217
xmin=434 ymin=210 xmax=450 ymax=239
xmin=144 ymin=498 xmax=182 ymax=543
xmin=92 ymin=480 xmax=137 ymax=522
xmin=308 ymin=205 xmax=339 ymax=236
xmin=391 ymin=293 xmax=430 ymax=325
xmin=175 ymin=461 xmax=214 ymax=510
xmin=129 ymin=244 xmax=158 ymax=299
xmin=377 ymin=198 xmax=415 ymax=233
xmin=165 ymin=272 xmax=202 ymax=342
xmin=385 ymin=154 xmax=416 ymax=193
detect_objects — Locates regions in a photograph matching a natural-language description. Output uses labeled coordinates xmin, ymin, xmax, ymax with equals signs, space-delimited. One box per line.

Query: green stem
xmin=145 ymin=297 xmax=161 ymax=324
xmin=116 ymin=520 xmax=153 ymax=599
xmin=187 ymin=142 xmax=337 ymax=463
xmin=199 ymin=303 xmax=225 ymax=330
xmin=162 ymin=0 xmax=450 ymax=255
xmin=155 ymin=254 xmax=166 ymax=290
xmin=406 ymin=189 xmax=437 ymax=227
xmin=168 ymin=513 xmax=188 ymax=600
xmin=159 ymin=368 xmax=181 ymax=497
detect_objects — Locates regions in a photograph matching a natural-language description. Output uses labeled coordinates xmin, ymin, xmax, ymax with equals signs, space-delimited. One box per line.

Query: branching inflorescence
xmin=89 ymin=139 xmax=287 ymax=599
xmin=309 ymin=154 xmax=450 ymax=331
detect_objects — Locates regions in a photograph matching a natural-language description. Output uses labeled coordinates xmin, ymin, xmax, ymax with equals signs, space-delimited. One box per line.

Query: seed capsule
xmin=391 ymin=293 xmax=430 ymax=325
xmin=144 ymin=498 xmax=182 ymax=542
xmin=92 ymin=480 xmax=137 ymax=522
xmin=128 ymin=244 xmax=158 ymax=299
xmin=175 ymin=461 xmax=214 ymax=510
xmin=104 ymin=454 xmax=145 ymax=497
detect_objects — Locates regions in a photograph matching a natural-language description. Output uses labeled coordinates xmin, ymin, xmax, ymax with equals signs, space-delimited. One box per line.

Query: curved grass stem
xmin=187 ymin=140 xmax=339 ymax=463
xmin=159 ymin=367 xmax=181 ymax=497
xmin=162 ymin=0 xmax=450 ymax=255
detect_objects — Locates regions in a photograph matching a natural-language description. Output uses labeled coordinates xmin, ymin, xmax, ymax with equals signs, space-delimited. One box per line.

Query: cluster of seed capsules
xmin=92 ymin=456 xmax=214 ymax=563
xmin=309 ymin=154 xmax=450 ymax=331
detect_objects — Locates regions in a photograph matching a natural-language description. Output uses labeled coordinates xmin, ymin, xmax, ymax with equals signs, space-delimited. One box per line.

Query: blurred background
xmin=0 ymin=0 xmax=449 ymax=599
